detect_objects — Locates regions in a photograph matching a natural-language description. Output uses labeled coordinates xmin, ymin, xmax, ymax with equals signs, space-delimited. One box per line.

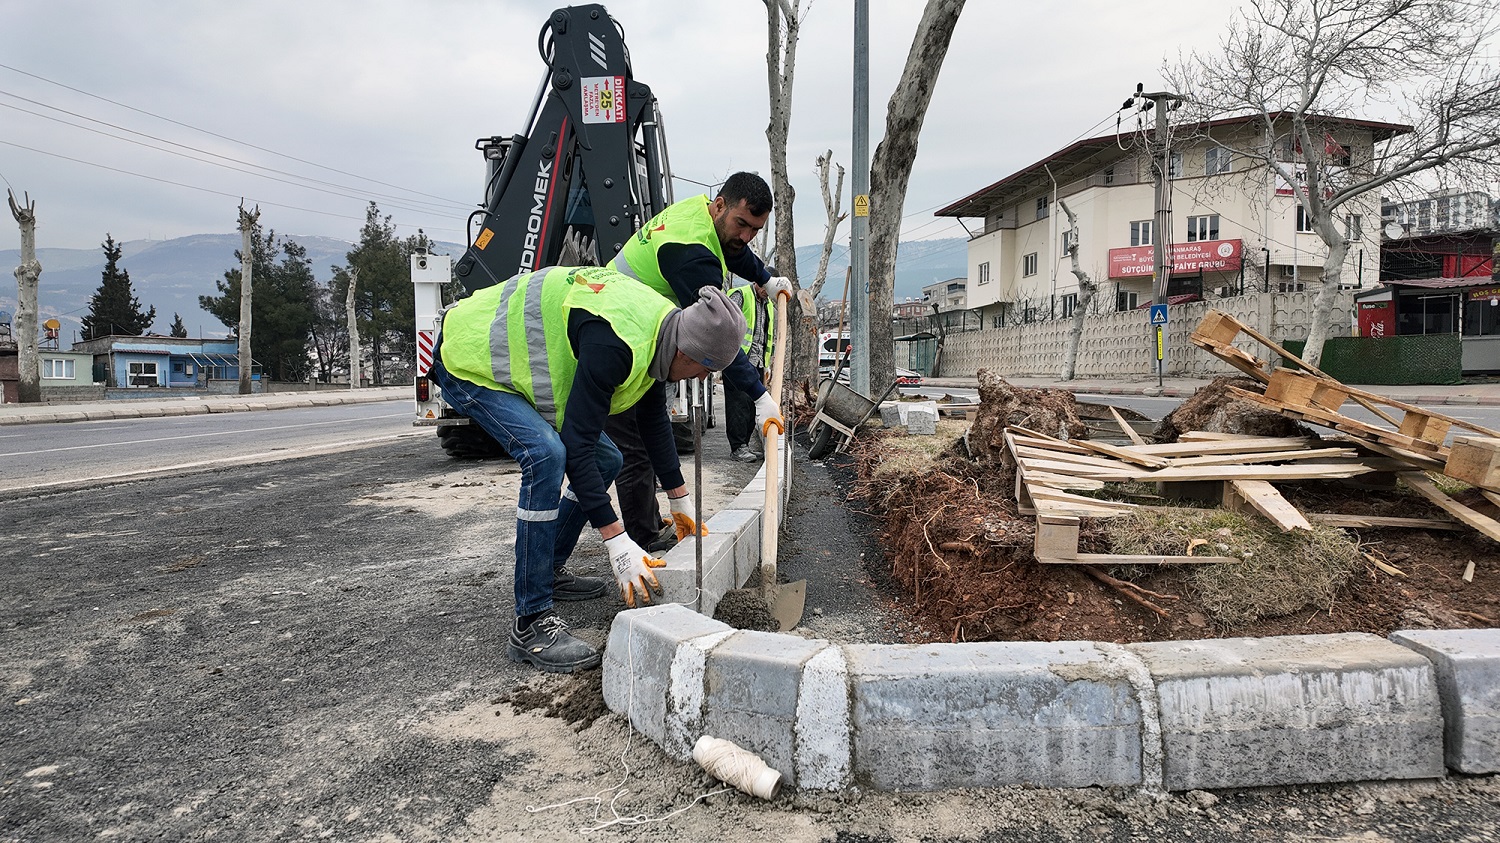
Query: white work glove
xmin=665 ymin=494 xmax=707 ymax=541
xmin=755 ymin=391 xmax=783 ymax=436
xmin=763 ymin=276 xmax=793 ymax=300
xmin=605 ymin=533 xmax=665 ymax=608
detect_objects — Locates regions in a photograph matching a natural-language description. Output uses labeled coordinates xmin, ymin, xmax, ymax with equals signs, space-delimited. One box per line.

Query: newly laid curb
xmin=602 ymin=433 xmax=1500 ymax=793
xmin=0 ymin=388 xmax=407 ymax=425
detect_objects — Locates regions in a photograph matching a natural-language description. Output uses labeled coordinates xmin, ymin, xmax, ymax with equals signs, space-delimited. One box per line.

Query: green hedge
xmin=1280 ymin=334 xmax=1461 ymax=385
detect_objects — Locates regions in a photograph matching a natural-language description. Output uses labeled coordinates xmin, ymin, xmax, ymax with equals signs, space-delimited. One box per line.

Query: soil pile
xmin=1154 ymin=375 xmax=1312 ymax=441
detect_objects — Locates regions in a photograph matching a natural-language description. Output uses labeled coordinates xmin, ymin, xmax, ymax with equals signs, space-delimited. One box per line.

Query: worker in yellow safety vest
xmin=725 ymin=281 xmax=775 ymax=461
xmin=608 ymin=172 xmax=792 ymax=549
xmin=429 ymin=265 xmax=746 ymax=673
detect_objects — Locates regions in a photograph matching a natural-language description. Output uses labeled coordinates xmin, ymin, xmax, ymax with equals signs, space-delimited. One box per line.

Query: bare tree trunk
xmin=763 ymin=0 xmax=802 ymax=400
xmin=8 ymin=190 xmax=41 ymax=403
xmin=791 ymin=150 xmax=848 ymax=388
xmin=237 ymin=205 xmax=258 ymax=395
xmin=345 ymin=267 xmax=360 ymax=389
xmin=867 ymin=0 xmax=965 ymax=390
xmin=1058 ymin=199 xmax=1097 ymax=381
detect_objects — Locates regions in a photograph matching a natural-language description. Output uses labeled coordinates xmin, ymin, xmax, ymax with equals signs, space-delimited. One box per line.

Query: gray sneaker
xmin=552 ymin=566 xmax=606 ymax=601
xmin=507 ymin=612 xmax=601 ymax=673
xmin=731 ymin=445 xmax=759 ymax=462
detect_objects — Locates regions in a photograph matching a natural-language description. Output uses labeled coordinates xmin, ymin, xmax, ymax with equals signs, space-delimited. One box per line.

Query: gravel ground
xmin=1 ymin=423 xmax=1496 ymax=841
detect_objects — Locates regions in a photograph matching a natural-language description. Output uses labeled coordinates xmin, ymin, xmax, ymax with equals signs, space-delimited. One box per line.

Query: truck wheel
xmin=808 ymin=423 xmax=835 ymax=460
xmin=438 ymin=425 xmax=512 ymax=460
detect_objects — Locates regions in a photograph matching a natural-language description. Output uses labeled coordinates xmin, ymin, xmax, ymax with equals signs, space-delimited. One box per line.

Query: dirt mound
xmin=501 ymin=671 xmax=609 ymax=730
xmin=1154 ymin=376 xmax=1313 ymax=441
xmin=966 ymin=369 xmax=1088 ymax=466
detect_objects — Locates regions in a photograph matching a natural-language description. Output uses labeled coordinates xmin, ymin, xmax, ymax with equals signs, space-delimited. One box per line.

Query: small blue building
xmin=71 ymin=335 xmax=258 ymax=389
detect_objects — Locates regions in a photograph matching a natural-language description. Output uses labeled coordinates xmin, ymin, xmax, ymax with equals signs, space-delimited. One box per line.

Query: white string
xmin=522 ymin=611 xmax=733 ymax=833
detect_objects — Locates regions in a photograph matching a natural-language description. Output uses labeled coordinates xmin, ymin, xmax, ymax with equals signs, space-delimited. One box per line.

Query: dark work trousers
xmin=604 ymin=404 xmax=662 ymax=548
xmin=723 ymin=372 xmax=762 ymax=452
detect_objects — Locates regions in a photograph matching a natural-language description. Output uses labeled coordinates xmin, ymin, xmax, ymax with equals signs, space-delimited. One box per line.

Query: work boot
xmin=731 ymin=445 xmax=759 ymax=462
xmin=552 ymin=566 xmax=607 ymax=601
xmin=507 ymin=611 xmax=601 ymax=674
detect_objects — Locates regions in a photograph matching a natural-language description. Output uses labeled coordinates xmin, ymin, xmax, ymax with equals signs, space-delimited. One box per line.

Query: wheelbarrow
xmin=807 ymin=376 xmax=900 ymax=460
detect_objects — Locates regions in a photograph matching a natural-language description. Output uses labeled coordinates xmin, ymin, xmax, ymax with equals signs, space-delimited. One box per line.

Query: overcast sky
xmin=2 ymin=1 xmax=1244 ymax=261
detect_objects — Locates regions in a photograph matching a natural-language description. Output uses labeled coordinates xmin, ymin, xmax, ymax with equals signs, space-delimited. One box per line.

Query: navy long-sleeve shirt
xmin=562 ymin=309 xmax=684 ymax=528
xmin=658 ymin=241 xmax=772 ymax=398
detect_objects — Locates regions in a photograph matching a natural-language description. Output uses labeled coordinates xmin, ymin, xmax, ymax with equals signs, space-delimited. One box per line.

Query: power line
xmin=0 ymin=61 xmax=465 ymax=208
xmin=0 ymin=139 xmax=465 ymax=237
xmin=0 ymin=98 xmax=471 ymax=220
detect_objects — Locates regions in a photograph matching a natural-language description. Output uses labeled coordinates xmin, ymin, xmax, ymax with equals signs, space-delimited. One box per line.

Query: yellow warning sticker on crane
xmin=475 ymin=229 xmax=494 ymax=250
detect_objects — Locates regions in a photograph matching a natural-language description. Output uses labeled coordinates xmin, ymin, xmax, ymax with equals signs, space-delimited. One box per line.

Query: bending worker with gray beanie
xmin=428 ymin=265 xmax=746 ymax=673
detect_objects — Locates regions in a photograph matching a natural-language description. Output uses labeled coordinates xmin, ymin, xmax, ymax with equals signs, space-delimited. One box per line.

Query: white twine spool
xmin=692 ymin=735 xmax=783 ymax=800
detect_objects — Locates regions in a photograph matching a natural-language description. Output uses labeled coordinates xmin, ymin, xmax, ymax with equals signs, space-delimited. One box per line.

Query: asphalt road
xmin=0 ymin=400 xmax=419 ymax=494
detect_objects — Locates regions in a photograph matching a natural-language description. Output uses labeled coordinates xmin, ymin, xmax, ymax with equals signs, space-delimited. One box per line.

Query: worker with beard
xmin=608 ymin=172 xmax=792 ymax=552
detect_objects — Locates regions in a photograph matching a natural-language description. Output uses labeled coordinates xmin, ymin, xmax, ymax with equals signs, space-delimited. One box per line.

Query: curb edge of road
xmin=603 ymin=434 xmax=1500 ymax=794
xmin=0 ymin=388 xmax=408 ymax=425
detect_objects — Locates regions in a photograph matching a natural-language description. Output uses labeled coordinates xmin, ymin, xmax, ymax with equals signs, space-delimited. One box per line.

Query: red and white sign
xmin=416 ymin=330 xmax=435 ymax=377
xmin=580 ymin=75 xmax=626 ymax=124
xmin=1108 ymin=239 xmax=1243 ymax=279
xmin=1357 ymin=301 xmax=1394 ymax=339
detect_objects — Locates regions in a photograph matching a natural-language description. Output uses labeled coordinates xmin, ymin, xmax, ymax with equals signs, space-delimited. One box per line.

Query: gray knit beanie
xmin=676 ymin=287 xmax=747 ymax=371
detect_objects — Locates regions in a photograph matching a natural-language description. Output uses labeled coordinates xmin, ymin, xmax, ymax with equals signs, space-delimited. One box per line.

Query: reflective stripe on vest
xmin=728 ymin=285 xmax=774 ymax=370
xmin=440 ymin=266 xmax=675 ymax=429
xmin=615 ymin=195 xmax=728 ymax=304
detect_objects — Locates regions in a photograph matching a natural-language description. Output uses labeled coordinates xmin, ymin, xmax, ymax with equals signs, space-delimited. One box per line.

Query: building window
xmin=42 ymin=358 xmax=74 ymax=379
xmin=1061 ymin=294 xmax=1078 ymax=318
xmin=1116 ymin=290 xmax=1139 ymax=312
xmin=1167 ymin=151 xmax=1183 ymax=179
xmin=1103 ymin=166 xmax=1116 ymax=185
xmin=1346 ymin=214 xmax=1363 ymax=242
xmin=127 ymin=361 xmax=158 ymax=387
xmin=1204 ymin=147 xmax=1231 ymax=175
xmin=1035 ymin=196 xmax=1050 ymax=220
xmin=1023 ymin=252 xmax=1038 ymax=277
xmin=1187 ymin=214 xmax=1220 ymax=242
xmin=1296 ymin=205 xmax=1316 ymax=233
xmin=977 ymin=261 xmax=990 ymax=285
xmin=1130 ymin=220 xmax=1153 ymax=246
xmin=1061 ymin=230 xmax=1075 ymax=254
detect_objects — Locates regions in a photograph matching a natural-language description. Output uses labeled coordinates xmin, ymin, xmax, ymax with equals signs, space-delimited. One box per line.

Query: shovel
xmin=760 ymin=289 xmax=805 ymax=631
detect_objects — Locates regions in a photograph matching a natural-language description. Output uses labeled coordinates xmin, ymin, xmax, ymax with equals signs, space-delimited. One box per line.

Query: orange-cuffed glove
xmin=666 ymin=493 xmax=707 ymax=541
xmin=605 ymin=533 xmax=665 ymax=608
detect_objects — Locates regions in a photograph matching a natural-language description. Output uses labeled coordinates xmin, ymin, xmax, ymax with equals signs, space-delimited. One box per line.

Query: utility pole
xmin=8 ymin=190 xmax=41 ymax=403
xmin=848 ymin=0 xmax=871 ymax=396
xmin=237 ymin=203 xmax=259 ymax=395
xmin=1124 ymin=86 xmax=1180 ymax=389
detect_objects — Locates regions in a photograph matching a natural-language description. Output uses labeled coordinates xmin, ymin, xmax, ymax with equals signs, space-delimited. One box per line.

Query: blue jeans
xmin=430 ymin=359 xmax=622 ymax=617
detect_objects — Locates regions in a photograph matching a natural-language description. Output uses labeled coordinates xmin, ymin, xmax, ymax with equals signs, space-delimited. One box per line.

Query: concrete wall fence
xmin=937 ymin=290 xmax=1355 ymax=379
xmin=602 ymin=423 xmax=1500 ymax=794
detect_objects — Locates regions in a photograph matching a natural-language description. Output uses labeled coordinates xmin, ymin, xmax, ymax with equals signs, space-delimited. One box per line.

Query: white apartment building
xmin=936 ymin=113 xmax=1410 ymax=328
xmin=1382 ymin=190 xmax=1496 ymax=237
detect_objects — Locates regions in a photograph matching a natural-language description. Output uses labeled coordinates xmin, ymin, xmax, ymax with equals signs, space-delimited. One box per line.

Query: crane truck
xmin=412 ymin=3 xmax=676 ymax=458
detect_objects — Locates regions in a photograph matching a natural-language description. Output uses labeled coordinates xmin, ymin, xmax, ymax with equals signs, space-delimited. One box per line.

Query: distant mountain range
xmin=1 ymin=234 xmax=966 ymax=343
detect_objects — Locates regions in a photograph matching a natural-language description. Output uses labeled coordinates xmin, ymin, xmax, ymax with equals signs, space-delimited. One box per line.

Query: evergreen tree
xmin=199 ymin=220 xmax=319 ymax=381
xmin=81 ymin=235 xmax=156 ymax=340
xmin=169 ymin=313 xmax=188 ymax=338
xmin=334 ymin=203 xmax=420 ymax=384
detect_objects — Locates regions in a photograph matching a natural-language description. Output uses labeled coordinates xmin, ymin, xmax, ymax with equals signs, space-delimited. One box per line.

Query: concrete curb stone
xmin=1390 ymin=628 xmax=1500 ymax=774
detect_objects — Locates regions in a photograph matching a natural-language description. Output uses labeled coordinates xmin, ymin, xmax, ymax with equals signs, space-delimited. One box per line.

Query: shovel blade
xmin=770 ymin=579 xmax=807 ymax=631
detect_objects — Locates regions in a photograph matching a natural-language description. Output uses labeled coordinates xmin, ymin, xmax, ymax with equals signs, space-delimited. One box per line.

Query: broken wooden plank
xmin=1126 ymin=436 xmax=1321 ymax=456
xmin=1016 ymin=456 xmax=1141 ymax=479
xmin=1348 ymin=437 xmax=1448 ymax=472
xmin=1109 ymin=406 xmax=1147 ymax=445
xmin=1143 ymin=462 xmax=1372 ymax=482
xmin=1024 ymin=472 xmax=1107 ymax=491
xmin=1306 ymin=512 xmax=1465 ymax=531
xmin=1014 ymin=444 xmax=1138 ymax=471
xmin=1072 ymin=438 xmax=1173 ymax=469
xmin=1011 ymin=434 xmax=1092 ymax=454
xmin=1444 ymin=437 xmax=1500 ymax=490
xmin=1038 ymin=552 xmax=1241 ymax=565
xmin=1033 ymin=514 xmax=1080 ymax=561
xmin=1026 ymin=485 xmax=1138 ymax=511
xmin=1399 ymin=471 xmax=1500 ymax=543
xmin=1224 ymin=479 xmax=1313 ymax=532
xmin=1166 ymin=447 xmax=1359 ymax=468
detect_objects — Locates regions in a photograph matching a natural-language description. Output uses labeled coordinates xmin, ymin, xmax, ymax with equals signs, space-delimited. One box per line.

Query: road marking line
xmin=0 ymin=412 xmax=410 ymax=457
